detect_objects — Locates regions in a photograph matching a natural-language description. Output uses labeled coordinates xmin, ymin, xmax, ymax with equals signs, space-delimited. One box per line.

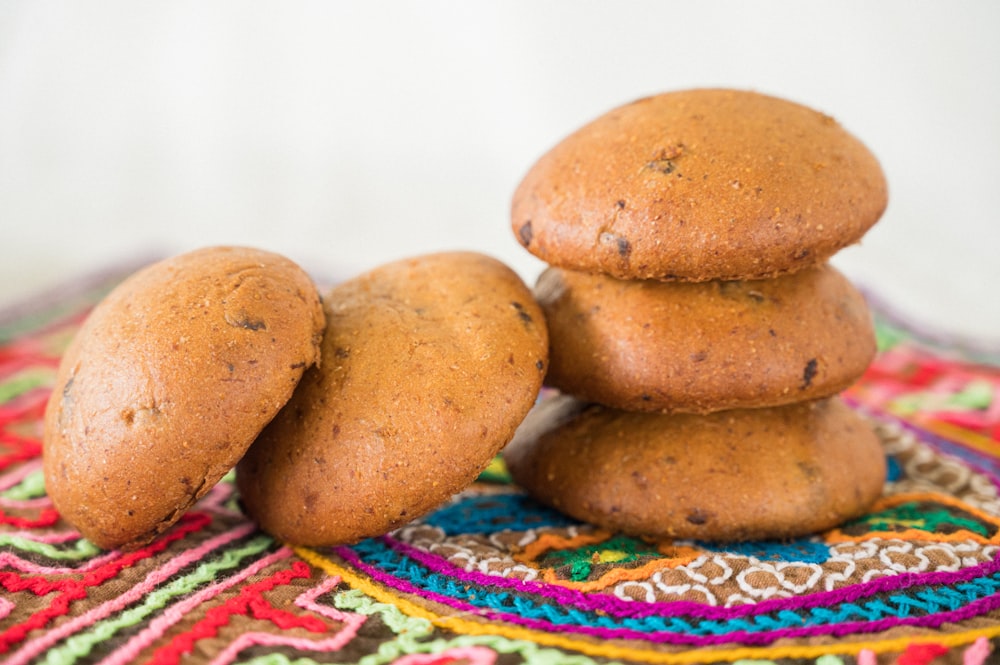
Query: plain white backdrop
xmin=1 ymin=1 xmax=998 ymax=341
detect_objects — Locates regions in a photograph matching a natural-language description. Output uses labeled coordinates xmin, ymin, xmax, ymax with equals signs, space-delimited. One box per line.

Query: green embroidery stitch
xmin=853 ymin=502 xmax=991 ymax=537
xmin=476 ymin=455 xmax=512 ymax=484
xmin=0 ymin=368 xmax=55 ymax=403
xmin=41 ymin=535 xmax=274 ymax=665
xmin=951 ymin=379 xmax=994 ymax=409
xmin=333 ymin=589 xmax=434 ymax=665
xmin=234 ymin=656 xmax=330 ymax=665
xmin=237 ymin=633 xmax=616 ymax=665
xmin=0 ymin=533 xmax=101 ymax=560
xmin=1 ymin=468 xmax=47 ymax=500
xmin=892 ymin=378 xmax=994 ymax=416
xmin=815 ymin=656 xmax=846 ymax=665
xmin=0 ymin=282 xmax=115 ymax=345
xmin=231 ymin=585 xmax=620 ymax=665
xmin=873 ymin=318 xmax=909 ymax=353
xmin=541 ymin=534 xmax=660 ymax=581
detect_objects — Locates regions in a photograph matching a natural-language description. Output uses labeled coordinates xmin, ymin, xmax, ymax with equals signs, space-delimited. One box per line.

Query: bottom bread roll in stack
xmin=503 ymin=394 xmax=885 ymax=541
xmin=506 ymin=88 xmax=890 ymax=541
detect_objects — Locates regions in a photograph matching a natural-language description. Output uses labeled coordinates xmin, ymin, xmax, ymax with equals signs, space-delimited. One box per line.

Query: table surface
xmin=1 ymin=266 xmax=999 ymax=664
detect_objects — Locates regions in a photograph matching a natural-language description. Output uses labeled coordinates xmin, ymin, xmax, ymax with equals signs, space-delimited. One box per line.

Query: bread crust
xmin=236 ymin=251 xmax=549 ymax=546
xmin=42 ymin=246 xmax=325 ymax=550
xmin=537 ymin=263 xmax=875 ymax=413
xmin=512 ymin=89 xmax=887 ymax=281
xmin=504 ymin=394 xmax=886 ymax=541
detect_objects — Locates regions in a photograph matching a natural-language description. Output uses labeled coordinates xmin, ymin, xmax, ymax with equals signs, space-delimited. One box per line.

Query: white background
xmin=1 ymin=1 xmax=998 ymax=342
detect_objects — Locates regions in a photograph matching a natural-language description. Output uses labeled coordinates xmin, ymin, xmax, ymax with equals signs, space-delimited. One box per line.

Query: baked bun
xmin=504 ymin=393 xmax=886 ymax=542
xmin=537 ymin=263 xmax=875 ymax=413
xmin=237 ymin=251 xmax=548 ymax=546
xmin=512 ymin=88 xmax=887 ymax=281
xmin=43 ymin=246 xmax=325 ymax=550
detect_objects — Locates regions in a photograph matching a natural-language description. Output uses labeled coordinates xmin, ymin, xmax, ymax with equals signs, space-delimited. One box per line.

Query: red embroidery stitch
xmin=897 ymin=642 xmax=950 ymax=665
xmin=145 ymin=560 xmax=326 ymax=665
xmin=0 ymin=512 xmax=211 ymax=653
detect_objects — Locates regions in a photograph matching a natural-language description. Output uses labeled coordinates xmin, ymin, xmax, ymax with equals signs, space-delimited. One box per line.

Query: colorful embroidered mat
xmin=2 ymin=269 xmax=999 ymax=665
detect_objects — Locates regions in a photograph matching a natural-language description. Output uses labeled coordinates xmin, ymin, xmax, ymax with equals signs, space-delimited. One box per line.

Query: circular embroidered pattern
xmin=3 ymin=274 xmax=1000 ymax=664
xmin=305 ymin=414 xmax=1000 ymax=660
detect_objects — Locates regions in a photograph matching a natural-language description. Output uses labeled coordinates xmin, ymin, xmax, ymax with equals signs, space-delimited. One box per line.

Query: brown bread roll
xmin=43 ymin=246 xmax=324 ymax=550
xmin=512 ymin=88 xmax=887 ymax=281
xmin=237 ymin=251 xmax=549 ymax=546
xmin=504 ymin=393 xmax=886 ymax=542
xmin=537 ymin=263 xmax=875 ymax=413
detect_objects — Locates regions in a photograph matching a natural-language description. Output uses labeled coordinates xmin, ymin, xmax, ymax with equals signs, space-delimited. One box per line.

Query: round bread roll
xmin=537 ymin=263 xmax=875 ymax=413
xmin=512 ymin=88 xmax=888 ymax=281
xmin=236 ymin=251 xmax=549 ymax=546
xmin=43 ymin=246 xmax=325 ymax=550
xmin=504 ymin=393 xmax=886 ymax=542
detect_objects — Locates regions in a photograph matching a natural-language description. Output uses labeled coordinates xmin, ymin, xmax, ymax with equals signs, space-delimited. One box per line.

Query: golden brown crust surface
xmin=537 ymin=263 xmax=875 ymax=413
xmin=512 ymin=88 xmax=888 ymax=281
xmin=504 ymin=394 xmax=886 ymax=541
xmin=42 ymin=246 xmax=325 ymax=550
xmin=236 ymin=251 xmax=549 ymax=547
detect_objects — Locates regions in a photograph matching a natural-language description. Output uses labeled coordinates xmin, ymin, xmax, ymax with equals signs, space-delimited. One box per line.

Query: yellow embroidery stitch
xmin=295 ymin=546 xmax=1000 ymax=664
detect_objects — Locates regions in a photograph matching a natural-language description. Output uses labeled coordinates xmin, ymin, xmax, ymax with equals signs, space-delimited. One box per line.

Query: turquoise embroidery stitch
xmin=346 ymin=538 xmax=1000 ymax=638
xmin=422 ymin=492 xmax=576 ymax=536
xmin=700 ymin=538 xmax=831 ymax=564
xmin=886 ymin=455 xmax=902 ymax=481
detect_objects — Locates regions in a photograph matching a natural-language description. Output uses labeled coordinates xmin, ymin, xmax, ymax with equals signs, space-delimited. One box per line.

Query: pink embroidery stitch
xmin=392 ymin=646 xmax=498 ymax=665
xmin=99 ymin=547 xmax=295 ymax=665
xmin=857 ymin=649 xmax=877 ymax=665
xmin=5 ymin=522 xmax=257 ymax=665
xmin=0 ymin=597 xmax=14 ymax=622
xmin=964 ymin=637 xmax=992 ymax=665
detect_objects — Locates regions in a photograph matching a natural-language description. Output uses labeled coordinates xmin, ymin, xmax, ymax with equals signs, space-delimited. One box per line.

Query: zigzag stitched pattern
xmin=3 ymin=267 xmax=1000 ymax=662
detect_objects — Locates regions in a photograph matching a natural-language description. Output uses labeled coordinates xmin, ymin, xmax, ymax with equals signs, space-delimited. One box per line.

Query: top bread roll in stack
xmin=504 ymin=89 xmax=889 ymax=541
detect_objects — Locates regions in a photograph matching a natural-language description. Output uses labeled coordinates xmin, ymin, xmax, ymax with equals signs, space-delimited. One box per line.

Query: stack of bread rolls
xmin=504 ymin=89 xmax=889 ymax=542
